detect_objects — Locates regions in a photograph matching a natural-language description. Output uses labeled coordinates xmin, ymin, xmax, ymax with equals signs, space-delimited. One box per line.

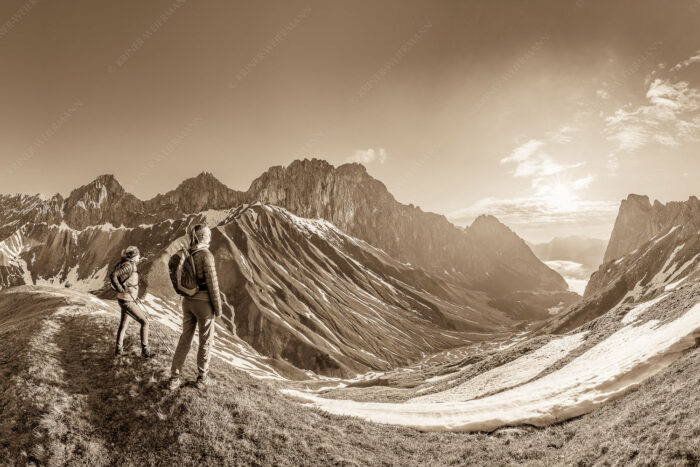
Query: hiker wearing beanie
xmin=169 ymin=224 xmax=222 ymax=390
xmin=111 ymin=246 xmax=155 ymax=358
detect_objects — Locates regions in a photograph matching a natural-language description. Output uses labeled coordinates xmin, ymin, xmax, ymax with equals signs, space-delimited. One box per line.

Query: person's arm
xmin=202 ymin=250 xmax=223 ymax=317
xmin=110 ymin=262 xmax=132 ymax=293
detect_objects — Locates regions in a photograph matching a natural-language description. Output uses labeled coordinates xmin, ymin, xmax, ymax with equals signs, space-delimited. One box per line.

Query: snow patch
xmin=284 ymin=302 xmax=700 ymax=432
xmin=621 ymin=293 xmax=670 ymax=324
xmin=411 ymin=332 xmax=587 ymax=403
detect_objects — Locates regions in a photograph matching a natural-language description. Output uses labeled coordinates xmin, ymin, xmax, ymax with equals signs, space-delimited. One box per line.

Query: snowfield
xmin=410 ymin=332 xmax=587 ymax=403
xmin=284 ymin=301 xmax=700 ymax=432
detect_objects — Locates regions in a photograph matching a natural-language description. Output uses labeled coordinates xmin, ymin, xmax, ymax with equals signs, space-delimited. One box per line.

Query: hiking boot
xmin=167 ymin=377 xmax=181 ymax=391
xmin=141 ymin=346 xmax=155 ymax=359
xmin=194 ymin=375 xmax=210 ymax=390
xmin=115 ymin=345 xmax=123 ymax=357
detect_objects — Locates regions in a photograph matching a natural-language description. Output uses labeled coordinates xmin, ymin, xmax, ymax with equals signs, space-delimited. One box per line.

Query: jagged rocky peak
xmin=65 ymin=174 xmax=125 ymax=206
xmin=175 ymin=171 xmax=232 ymax=195
xmin=63 ymin=174 xmax=144 ymax=230
xmin=146 ymin=171 xmax=245 ymax=214
xmin=466 ymin=215 xmax=527 ymax=248
xmin=603 ymin=194 xmax=699 ymax=263
xmin=468 ymin=214 xmax=508 ymax=232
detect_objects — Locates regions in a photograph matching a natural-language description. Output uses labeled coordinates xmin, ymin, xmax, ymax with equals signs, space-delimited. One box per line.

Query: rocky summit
xmin=603 ymin=194 xmax=700 ymax=263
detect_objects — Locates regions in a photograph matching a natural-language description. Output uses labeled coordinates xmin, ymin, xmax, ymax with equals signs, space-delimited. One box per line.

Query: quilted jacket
xmin=190 ymin=248 xmax=223 ymax=316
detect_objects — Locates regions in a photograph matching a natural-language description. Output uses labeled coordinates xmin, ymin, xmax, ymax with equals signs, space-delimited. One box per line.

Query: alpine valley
xmin=0 ymin=159 xmax=698 ymax=464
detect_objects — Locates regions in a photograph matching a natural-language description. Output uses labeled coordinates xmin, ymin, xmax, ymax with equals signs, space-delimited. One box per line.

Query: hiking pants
xmin=116 ymin=299 xmax=149 ymax=348
xmin=171 ymin=297 xmax=216 ymax=378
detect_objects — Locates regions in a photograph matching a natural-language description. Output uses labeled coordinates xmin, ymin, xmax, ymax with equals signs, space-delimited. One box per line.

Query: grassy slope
xmin=0 ymin=286 xmax=698 ymax=466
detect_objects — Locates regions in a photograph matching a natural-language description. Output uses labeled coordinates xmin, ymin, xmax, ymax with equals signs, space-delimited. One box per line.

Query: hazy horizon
xmin=1 ymin=0 xmax=698 ymax=242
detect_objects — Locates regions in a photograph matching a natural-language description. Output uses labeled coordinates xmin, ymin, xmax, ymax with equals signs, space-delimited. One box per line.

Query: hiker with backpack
xmin=168 ymin=224 xmax=222 ymax=390
xmin=111 ymin=246 xmax=155 ymax=358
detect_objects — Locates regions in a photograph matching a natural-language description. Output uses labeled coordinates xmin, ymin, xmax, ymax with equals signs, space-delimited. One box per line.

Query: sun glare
xmin=540 ymin=179 xmax=580 ymax=212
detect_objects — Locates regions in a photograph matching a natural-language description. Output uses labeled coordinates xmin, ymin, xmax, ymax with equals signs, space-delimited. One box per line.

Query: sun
xmin=539 ymin=178 xmax=580 ymax=212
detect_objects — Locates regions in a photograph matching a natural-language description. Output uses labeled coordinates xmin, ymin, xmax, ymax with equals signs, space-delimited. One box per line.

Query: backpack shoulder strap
xmin=188 ymin=249 xmax=199 ymax=277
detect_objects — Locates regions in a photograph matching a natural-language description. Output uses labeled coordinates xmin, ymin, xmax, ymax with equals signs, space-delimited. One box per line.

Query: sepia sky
xmin=1 ymin=0 xmax=699 ymax=242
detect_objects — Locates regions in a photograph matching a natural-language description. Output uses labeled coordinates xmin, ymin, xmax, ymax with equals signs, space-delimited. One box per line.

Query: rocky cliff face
xmin=63 ymin=175 xmax=147 ymax=229
xmin=603 ymin=194 xmax=698 ymax=263
xmin=146 ymin=172 xmax=246 ymax=216
xmin=540 ymin=195 xmax=699 ymax=334
xmin=246 ymin=159 xmax=567 ymax=294
xmin=463 ymin=215 xmax=567 ymax=293
xmin=0 ymin=193 xmax=63 ymax=239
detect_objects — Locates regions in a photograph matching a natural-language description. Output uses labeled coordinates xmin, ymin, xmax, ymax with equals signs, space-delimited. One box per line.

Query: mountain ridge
xmin=539 ymin=194 xmax=699 ymax=334
xmin=0 ymin=158 xmax=567 ymax=295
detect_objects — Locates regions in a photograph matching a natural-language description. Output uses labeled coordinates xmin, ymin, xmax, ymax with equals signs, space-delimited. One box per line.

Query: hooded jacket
xmin=110 ymin=259 xmax=139 ymax=301
xmin=189 ymin=246 xmax=223 ymax=316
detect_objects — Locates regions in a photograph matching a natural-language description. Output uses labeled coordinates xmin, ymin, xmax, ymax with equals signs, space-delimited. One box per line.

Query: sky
xmin=1 ymin=0 xmax=699 ymax=242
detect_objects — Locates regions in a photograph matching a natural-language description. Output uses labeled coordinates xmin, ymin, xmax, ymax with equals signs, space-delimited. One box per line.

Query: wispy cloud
xmin=346 ymin=148 xmax=388 ymax=165
xmin=450 ymin=125 xmax=604 ymax=230
xmin=596 ymin=88 xmax=611 ymax=100
xmin=604 ymin=78 xmax=700 ymax=159
xmin=545 ymin=125 xmax=577 ymax=144
xmin=502 ymin=139 xmax=543 ymax=163
xmin=502 ymin=134 xmax=583 ymax=183
xmin=448 ymin=196 xmax=618 ymax=228
xmin=670 ymin=50 xmax=700 ymax=72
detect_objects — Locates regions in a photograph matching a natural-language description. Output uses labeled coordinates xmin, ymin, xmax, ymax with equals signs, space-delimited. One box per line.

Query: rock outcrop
xmin=145 ymin=171 xmax=246 ymax=216
xmin=540 ymin=195 xmax=699 ymax=334
xmin=63 ymin=175 xmax=146 ymax=229
xmin=603 ymin=194 xmax=699 ymax=263
xmin=246 ymin=159 xmax=567 ymax=294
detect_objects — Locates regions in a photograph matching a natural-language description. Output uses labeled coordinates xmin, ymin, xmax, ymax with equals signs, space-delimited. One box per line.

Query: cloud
xmin=512 ymin=155 xmax=583 ymax=179
xmin=604 ymin=78 xmax=700 ymax=156
xmin=545 ymin=125 xmax=578 ymax=144
xmin=501 ymin=136 xmax=583 ymax=183
xmin=501 ymin=139 xmax=543 ymax=163
xmin=346 ymin=148 xmax=388 ymax=165
xmin=606 ymin=154 xmax=620 ymax=175
xmin=670 ymin=50 xmax=700 ymax=72
xmin=596 ymin=88 xmax=611 ymax=100
xmin=467 ymin=129 xmax=604 ymax=232
xmin=447 ymin=196 xmax=618 ymax=228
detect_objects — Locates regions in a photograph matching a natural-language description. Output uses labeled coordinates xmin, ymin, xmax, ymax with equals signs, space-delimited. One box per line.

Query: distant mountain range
xmin=0 ymin=160 xmax=697 ymax=378
xmin=0 ymin=159 xmax=580 ymax=376
xmin=529 ymin=236 xmax=607 ymax=271
xmin=0 ymin=159 xmax=566 ymax=295
xmin=528 ymin=236 xmax=608 ymax=295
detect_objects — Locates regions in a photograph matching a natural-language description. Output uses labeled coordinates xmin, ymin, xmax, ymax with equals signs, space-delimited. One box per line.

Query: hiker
xmin=168 ymin=224 xmax=222 ymax=390
xmin=111 ymin=246 xmax=155 ymax=358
